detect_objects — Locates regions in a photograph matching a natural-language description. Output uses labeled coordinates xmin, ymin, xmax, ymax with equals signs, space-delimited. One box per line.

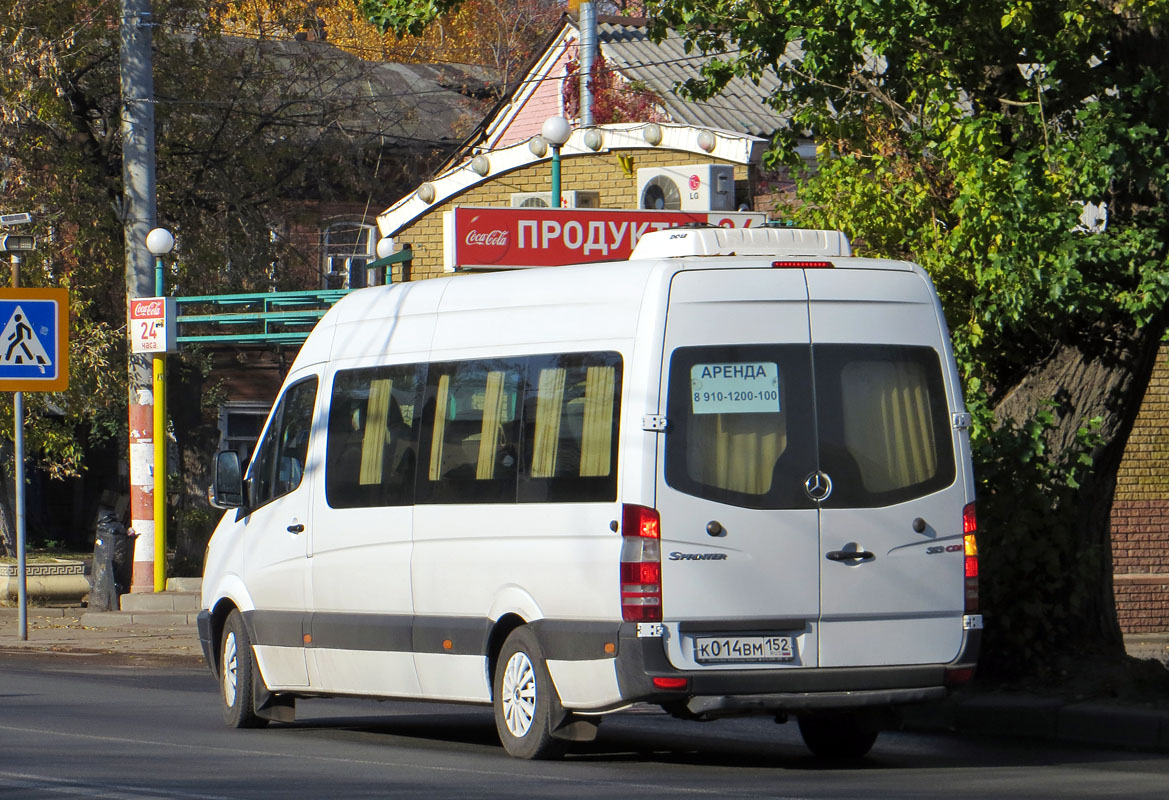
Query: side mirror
xmin=210 ymin=451 xmax=245 ymax=509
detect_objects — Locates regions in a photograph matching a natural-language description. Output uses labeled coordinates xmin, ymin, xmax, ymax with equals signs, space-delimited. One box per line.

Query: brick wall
xmin=1111 ymin=343 xmax=1169 ymax=632
xmin=392 ymin=149 xmax=751 ymax=280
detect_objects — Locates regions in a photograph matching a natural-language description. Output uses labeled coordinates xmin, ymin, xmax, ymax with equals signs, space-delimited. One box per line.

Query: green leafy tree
xmin=648 ymin=1 xmax=1169 ymax=677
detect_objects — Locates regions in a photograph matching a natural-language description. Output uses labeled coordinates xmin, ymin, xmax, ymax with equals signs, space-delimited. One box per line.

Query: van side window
xmin=519 ymin=353 xmax=622 ymax=503
xmin=416 ymin=351 xmax=623 ymax=505
xmin=325 ymin=364 xmax=424 ymax=508
xmin=419 ymin=359 xmax=523 ymax=504
xmin=250 ymin=377 xmax=318 ymax=509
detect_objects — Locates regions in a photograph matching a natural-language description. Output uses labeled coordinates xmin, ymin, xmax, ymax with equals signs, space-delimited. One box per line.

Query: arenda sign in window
xmin=690 ymin=362 xmax=780 ymax=415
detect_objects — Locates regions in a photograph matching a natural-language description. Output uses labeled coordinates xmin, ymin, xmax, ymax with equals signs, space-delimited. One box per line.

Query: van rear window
xmin=666 ymin=344 xmax=954 ymax=509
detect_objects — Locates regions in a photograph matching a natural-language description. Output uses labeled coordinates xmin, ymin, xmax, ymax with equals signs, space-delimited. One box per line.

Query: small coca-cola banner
xmin=129 ymin=296 xmax=176 ymax=354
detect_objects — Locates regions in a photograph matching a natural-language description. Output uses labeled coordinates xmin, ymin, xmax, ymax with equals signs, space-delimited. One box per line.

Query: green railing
xmin=174 ymin=247 xmax=412 ymax=346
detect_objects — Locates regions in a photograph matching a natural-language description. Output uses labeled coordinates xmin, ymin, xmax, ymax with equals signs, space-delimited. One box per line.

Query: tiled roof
xmin=596 ymin=21 xmax=786 ymax=138
xmin=213 ymin=35 xmax=494 ymax=149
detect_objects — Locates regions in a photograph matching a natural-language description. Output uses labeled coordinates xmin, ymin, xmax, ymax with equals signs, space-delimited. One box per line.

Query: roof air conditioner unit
xmin=510 ymin=190 xmax=601 ymax=209
xmin=637 ymin=164 xmax=735 ymax=212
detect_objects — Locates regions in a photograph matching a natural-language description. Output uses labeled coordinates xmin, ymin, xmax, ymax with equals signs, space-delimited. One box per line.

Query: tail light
xmin=963 ymin=503 xmax=979 ymax=613
xmin=772 ymin=260 xmax=834 ymax=268
xmin=620 ymin=504 xmax=662 ymax=622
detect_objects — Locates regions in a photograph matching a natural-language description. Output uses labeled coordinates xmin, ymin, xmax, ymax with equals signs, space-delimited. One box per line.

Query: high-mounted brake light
xmin=772 ymin=260 xmax=834 ymax=269
xmin=620 ymin=504 xmax=662 ymax=622
xmin=963 ymin=503 xmax=979 ymax=613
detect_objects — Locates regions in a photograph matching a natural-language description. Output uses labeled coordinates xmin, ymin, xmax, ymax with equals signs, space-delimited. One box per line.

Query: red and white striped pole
xmin=128 ymin=389 xmax=155 ymax=591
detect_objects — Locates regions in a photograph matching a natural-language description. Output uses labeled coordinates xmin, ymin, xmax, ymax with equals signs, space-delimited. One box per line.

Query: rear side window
xmin=519 ymin=353 xmax=622 ymax=503
xmin=325 ymin=364 xmax=424 ymax=508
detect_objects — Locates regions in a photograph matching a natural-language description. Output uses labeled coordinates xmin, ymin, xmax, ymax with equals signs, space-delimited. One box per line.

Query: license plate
xmin=693 ymin=634 xmax=795 ymax=664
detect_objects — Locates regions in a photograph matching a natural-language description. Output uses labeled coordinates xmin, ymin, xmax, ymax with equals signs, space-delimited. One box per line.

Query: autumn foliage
xmin=562 ymin=51 xmax=666 ymax=124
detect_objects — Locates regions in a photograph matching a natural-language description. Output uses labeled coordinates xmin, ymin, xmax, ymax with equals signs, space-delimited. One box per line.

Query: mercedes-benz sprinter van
xmin=199 ymin=227 xmax=981 ymax=759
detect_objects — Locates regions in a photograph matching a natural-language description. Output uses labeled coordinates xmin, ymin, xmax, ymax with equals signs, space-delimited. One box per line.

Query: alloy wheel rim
xmin=223 ymin=630 xmax=238 ymax=707
xmin=501 ymin=651 xmax=536 ymax=738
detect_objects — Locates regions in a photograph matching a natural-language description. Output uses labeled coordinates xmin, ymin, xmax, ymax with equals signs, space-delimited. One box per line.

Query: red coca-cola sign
xmin=444 ymin=207 xmax=767 ymax=270
xmin=131 ymin=298 xmax=164 ymax=318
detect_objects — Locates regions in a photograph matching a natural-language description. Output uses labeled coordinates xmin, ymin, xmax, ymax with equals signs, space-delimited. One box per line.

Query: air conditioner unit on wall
xmin=637 ymin=164 xmax=736 ymax=212
xmin=509 ymin=190 xmax=601 ymax=209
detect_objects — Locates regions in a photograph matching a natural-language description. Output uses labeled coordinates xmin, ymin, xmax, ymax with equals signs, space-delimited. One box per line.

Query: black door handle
xmin=826 ymin=549 xmax=874 ymax=561
xmin=287 ymin=523 xmax=304 ymax=533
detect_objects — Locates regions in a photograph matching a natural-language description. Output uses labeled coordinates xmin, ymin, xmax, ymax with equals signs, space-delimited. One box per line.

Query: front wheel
xmin=221 ymin=609 xmax=268 ymax=729
xmin=492 ymin=626 xmax=567 ymax=760
xmin=797 ymin=709 xmax=879 ymax=759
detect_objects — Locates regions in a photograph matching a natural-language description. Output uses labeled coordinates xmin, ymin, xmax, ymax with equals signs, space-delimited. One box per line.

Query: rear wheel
xmin=797 ymin=709 xmax=879 ymax=759
xmin=221 ymin=610 xmax=268 ymax=729
xmin=493 ymin=626 xmax=567 ymax=760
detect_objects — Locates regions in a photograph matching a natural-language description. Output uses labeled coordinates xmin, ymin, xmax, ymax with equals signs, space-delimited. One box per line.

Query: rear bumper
xmin=613 ymin=623 xmax=980 ymax=718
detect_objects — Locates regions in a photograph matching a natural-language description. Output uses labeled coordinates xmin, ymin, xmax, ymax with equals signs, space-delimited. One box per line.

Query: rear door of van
xmin=656 ymin=267 xmax=823 ymax=670
xmin=656 ymin=263 xmax=966 ymax=673
xmin=807 ymin=267 xmax=967 ymax=668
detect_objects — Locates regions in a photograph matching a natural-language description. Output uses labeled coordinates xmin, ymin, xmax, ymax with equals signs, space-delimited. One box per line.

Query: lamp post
xmin=145 ymin=227 xmax=173 ymax=592
xmin=541 ymin=116 xmax=572 ymax=208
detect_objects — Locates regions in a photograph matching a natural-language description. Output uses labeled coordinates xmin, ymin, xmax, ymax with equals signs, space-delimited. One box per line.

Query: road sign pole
xmin=14 ymin=389 xmax=26 ymax=640
xmin=9 ymin=250 xmax=27 ymax=640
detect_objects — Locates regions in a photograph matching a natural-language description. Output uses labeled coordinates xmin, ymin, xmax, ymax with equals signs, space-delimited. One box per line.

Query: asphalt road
xmin=2 ymin=652 xmax=1168 ymax=799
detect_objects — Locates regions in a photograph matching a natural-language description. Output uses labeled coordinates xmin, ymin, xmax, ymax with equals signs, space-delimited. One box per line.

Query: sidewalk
xmin=0 ymin=605 xmax=203 ymax=666
xmin=899 ymin=686 xmax=1169 ymax=752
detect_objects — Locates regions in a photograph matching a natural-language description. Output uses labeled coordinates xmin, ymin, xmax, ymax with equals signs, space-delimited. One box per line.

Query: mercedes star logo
xmin=804 ymin=471 xmax=833 ymax=502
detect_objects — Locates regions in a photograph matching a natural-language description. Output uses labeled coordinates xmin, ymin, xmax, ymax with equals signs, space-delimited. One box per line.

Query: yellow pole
xmin=153 ymin=353 xmax=166 ymax=592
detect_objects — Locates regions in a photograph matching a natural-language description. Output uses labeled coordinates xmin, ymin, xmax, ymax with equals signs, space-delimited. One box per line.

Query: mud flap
xmin=253 ymin=683 xmax=296 ymax=723
xmin=549 ymin=710 xmax=600 ymax=742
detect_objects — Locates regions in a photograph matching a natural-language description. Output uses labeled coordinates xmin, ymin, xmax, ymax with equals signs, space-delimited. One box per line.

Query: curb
xmin=900 ymin=690 xmax=1169 ymax=752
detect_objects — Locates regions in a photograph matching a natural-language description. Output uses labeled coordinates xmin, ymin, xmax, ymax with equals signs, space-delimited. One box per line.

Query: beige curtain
xmin=688 ymin=414 xmax=783 ymax=496
xmin=842 ymin=361 xmax=937 ymax=492
xmin=531 ymin=368 xmax=567 ymax=478
xmin=428 ymin=374 xmax=451 ymax=481
xmin=581 ymin=366 xmax=615 ymax=477
xmin=359 ymin=378 xmax=392 ymax=485
xmin=476 ymin=371 xmax=508 ymax=479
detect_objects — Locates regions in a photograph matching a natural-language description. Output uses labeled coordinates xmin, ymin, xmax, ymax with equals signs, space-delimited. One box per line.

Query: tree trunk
xmin=994 ymin=316 xmax=1167 ymax=650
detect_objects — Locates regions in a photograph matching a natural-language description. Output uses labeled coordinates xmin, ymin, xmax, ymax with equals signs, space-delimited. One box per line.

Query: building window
xmin=321 ymin=220 xmax=376 ymax=290
xmin=217 ymin=402 xmax=271 ymax=468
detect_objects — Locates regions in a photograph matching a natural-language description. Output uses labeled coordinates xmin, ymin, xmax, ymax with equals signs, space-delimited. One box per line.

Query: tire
xmin=797 ymin=709 xmax=880 ymax=759
xmin=220 ymin=610 xmax=268 ymax=729
xmin=492 ymin=626 xmax=567 ymax=760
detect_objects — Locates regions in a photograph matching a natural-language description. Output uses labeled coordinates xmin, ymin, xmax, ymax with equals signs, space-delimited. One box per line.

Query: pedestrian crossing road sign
xmin=0 ymin=288 xmax=69 ymax=392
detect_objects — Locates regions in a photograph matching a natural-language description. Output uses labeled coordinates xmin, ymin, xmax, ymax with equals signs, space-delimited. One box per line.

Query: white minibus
xmin=199 ymin=226 xmax=982 ymax=759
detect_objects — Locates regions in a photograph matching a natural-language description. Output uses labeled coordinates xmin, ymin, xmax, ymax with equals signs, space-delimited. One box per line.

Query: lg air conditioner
xmin=637 ymin=164 xmax=735 ymax=211
xmin=509 ymin=190 xmax=601 ymax=209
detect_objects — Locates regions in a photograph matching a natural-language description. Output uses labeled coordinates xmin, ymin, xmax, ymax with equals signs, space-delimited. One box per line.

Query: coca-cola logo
xmin=132 ymin=299 xmax=164 ymax=317
xmin=465 ymin=228 xmax=509 ymax=247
